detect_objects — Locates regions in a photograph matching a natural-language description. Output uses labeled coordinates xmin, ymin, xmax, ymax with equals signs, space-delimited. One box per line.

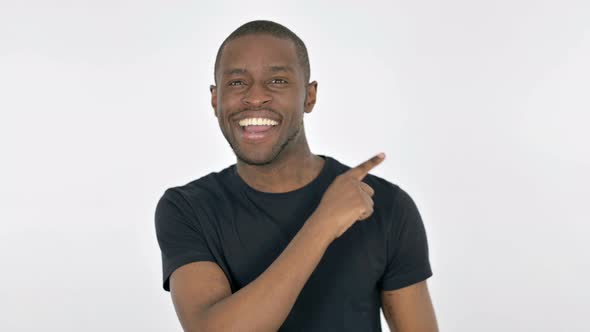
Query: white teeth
xmin=238 ymin=117 xmax=279 ymax=127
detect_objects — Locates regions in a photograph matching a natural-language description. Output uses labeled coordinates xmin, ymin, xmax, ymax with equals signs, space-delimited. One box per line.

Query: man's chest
xmin=209 ymin=201 xmax=387 ymax=295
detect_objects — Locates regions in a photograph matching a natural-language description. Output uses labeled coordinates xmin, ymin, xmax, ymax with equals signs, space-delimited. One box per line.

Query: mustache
xmin=240 ymin=107 xmax=278 ymax=113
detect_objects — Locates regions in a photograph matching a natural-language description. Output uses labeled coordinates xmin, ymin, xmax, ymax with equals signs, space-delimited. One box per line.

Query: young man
xmin=155 ymin=20 xmax=438 ymax=331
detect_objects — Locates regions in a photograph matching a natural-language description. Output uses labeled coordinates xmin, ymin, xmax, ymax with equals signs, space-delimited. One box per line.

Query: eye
xmin=270 ymin=78 xmax=288 ymax=84
xmin=228 ymin=80 xmax=245 ymax=86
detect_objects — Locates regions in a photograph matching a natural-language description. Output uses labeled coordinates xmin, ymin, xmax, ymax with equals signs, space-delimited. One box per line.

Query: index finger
xmin=346 ymin=153 xmax=386 ymax=180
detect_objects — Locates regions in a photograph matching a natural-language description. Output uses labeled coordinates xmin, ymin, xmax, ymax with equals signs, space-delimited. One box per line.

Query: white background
xmin=1 ymin=0 xmax=589 ymax=331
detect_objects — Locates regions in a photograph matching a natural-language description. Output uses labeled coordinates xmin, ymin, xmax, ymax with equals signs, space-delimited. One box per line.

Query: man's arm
xmin=171 ymin=217 xmax=332 ymax=332
xmin=381 ymin=280 xmax=438 ymax=332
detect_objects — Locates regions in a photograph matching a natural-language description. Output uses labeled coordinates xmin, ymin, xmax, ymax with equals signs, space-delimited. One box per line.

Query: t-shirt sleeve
xmin=380 ymin=186 xmax=433 ymax=291
xmin=154 ymin=188 xmax=217 ymax=292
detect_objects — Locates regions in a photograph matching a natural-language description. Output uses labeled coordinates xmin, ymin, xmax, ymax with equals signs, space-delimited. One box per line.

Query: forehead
xmin=219 ymin=34 xmax=300 ymax=74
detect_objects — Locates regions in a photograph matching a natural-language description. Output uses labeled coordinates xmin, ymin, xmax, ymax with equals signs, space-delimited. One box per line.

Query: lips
xmin=244 ymin=125 xmax=275 ymax=133
xmin=233 ymin=109 xmax=281 ymax=123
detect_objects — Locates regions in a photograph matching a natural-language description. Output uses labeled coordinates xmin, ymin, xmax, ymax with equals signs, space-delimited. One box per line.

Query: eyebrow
xmin=223 ymin=65 xmax=294 ymax=76
xmin=269 ymin=65 xmax=294 ymax=73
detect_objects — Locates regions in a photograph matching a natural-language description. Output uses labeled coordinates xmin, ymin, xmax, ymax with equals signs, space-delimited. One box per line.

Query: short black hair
xmin=213 ymin=20 xmax=311 ymax=85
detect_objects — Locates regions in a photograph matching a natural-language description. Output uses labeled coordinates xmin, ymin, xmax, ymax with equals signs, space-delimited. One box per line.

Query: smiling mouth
xmin=236 ymin=122 xmax=280 ymax=143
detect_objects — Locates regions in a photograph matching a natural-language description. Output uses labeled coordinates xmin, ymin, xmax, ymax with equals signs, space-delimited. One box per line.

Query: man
xmin=155 ymin=20 xmax=438 ymax=331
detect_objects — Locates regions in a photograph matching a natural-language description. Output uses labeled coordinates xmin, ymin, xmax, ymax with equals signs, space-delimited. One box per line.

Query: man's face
xmin=210 ymin=34 xmax=317 ymax=166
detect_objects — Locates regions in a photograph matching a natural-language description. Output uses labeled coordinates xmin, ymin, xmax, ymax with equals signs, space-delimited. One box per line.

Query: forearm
xmin=200 ymin=214 xmax=333 ymax=332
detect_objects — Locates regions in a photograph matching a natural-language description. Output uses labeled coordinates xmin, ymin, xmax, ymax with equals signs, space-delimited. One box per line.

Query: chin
xmin=235 ymin=148 xmax=279 ymax=166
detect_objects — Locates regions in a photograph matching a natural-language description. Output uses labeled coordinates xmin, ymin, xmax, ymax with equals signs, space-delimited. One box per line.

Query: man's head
xmin=210 ymin=20 xmax=318 ymax=166
xmin=213 ymin=20 xmax=311 ymax=87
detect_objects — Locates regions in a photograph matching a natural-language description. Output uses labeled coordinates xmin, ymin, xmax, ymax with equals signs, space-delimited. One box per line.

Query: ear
xmin=304 ymin=81 xmax=318 ymax=114
xmin=210 ymin=84 xmax=218 ymax=118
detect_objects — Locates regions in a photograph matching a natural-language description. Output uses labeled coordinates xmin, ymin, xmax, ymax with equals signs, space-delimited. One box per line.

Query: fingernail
xmin=377 ymin=153 xmax=385 ymax=159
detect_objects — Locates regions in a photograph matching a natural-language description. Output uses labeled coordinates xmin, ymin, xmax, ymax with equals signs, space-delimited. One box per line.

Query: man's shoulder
xmin=159 ymin=164 xmax=236 ymax=206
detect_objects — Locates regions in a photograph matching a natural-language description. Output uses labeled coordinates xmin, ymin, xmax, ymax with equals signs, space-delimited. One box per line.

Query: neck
xmin=235 ymin=140 xmax=325 ymax=193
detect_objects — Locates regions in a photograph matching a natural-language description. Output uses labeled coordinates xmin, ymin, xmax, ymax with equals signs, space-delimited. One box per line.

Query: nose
xmin=242 ymin=82 xmax=272 ymax=107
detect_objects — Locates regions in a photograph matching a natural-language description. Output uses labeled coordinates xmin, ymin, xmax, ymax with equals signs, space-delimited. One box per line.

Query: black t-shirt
xmin=155 ymin=155 xmax=432 ymax=331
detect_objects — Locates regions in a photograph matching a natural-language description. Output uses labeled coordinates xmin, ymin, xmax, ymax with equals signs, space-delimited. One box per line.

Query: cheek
xmin=217 ymin=90 xmax=239 ymax=106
